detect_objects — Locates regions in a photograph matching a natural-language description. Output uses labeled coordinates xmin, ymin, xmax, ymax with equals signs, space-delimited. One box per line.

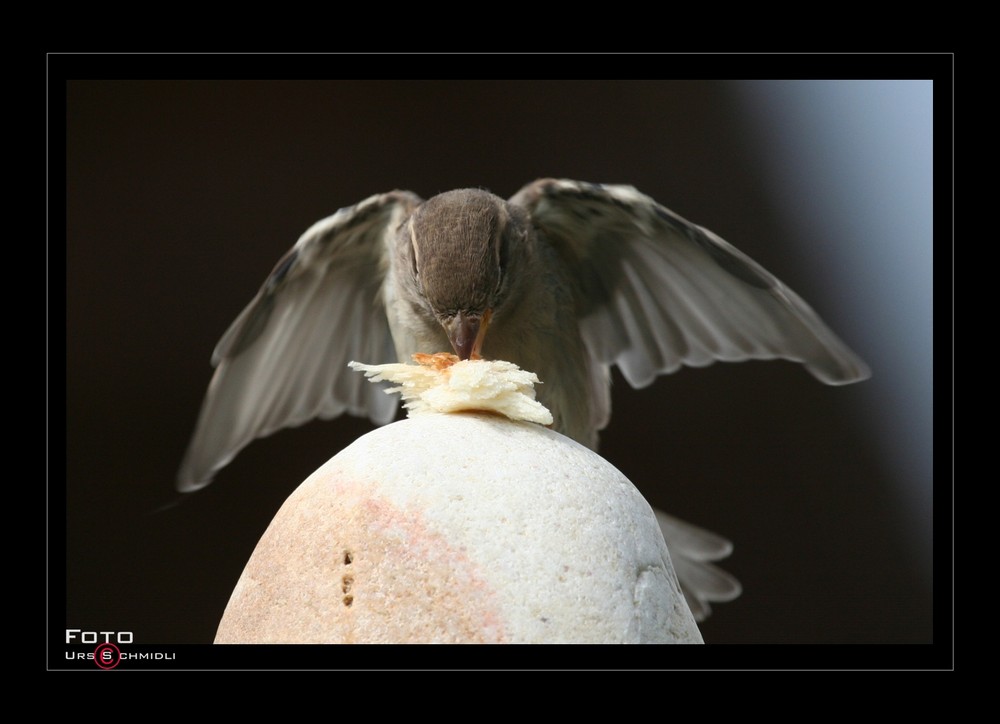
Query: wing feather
xmin=512 ymin=179 xmax=870 ymax=393
xmin=178 ymin=191 xmax=422 ymax=491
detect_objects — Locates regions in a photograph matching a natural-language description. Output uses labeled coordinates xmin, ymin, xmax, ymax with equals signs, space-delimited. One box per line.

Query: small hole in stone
xmin=343 ymin=595 xmax=354 ymax=607
xmin=342 ymin=574 xmax=354 ymax=594
xmin=343 ymin=550 xmax=353 ymax=565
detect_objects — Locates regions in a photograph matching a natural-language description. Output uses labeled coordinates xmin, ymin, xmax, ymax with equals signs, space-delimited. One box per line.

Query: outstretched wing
xmin=177 ymin=191 xmax=423 ymax=491
xmin=511 ymin=179 xmax=870 ymax=411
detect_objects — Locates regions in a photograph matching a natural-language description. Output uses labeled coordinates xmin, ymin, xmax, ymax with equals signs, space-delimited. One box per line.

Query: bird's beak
xmin=444 ymin=309 xmax=492 ymax=361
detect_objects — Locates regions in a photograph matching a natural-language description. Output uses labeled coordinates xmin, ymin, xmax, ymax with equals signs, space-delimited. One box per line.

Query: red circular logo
xmin=94 ymin=642 xmax=121 ymax=670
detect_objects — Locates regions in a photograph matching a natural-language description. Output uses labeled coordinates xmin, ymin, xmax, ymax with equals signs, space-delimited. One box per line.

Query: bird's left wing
xmin=511 ymin=179 xmax=870 ymax=409
xmin=178 ymin=191 xmax=423 ymax=491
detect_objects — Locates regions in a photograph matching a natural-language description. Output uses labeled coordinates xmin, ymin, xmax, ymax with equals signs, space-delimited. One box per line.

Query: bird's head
xmin=396 ymin=189 xmax=529 ymax=360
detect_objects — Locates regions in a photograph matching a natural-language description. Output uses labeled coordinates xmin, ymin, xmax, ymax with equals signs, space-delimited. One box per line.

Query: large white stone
xmin=215 ymin=412 xmax=702 ymax=644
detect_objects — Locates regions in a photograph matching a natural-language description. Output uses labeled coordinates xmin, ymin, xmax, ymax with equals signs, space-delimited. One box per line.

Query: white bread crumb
xmin=349 ymin=353 xmax=553 ymax=426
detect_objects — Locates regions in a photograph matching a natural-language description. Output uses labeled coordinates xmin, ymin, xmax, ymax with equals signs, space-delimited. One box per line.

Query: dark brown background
xmin=60 ymin=66 xmax=942 ymax=659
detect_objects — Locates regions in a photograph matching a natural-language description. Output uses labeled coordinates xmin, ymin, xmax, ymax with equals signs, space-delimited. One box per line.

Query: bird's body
xmin=384 ymin=189 xmax=597 ymax=446
xmin=179 ymin=179 xmax=869 ymax=620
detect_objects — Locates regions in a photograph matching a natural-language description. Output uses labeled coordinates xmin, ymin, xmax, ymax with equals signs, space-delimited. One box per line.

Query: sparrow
xmin=178 ymin=178 xmax=869 ymax=620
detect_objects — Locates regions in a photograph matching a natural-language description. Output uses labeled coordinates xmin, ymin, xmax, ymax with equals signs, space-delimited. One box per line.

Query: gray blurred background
xmin=63 ymin=73 xmax=938 ymax=649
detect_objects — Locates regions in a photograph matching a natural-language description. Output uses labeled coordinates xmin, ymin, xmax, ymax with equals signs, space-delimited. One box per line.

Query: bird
xmin=178 ymin=178 xmax=870 ymax=620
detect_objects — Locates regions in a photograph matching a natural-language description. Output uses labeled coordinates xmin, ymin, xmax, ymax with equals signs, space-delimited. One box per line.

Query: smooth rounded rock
xmin=215 ymin=412 xmax=702 ymax=644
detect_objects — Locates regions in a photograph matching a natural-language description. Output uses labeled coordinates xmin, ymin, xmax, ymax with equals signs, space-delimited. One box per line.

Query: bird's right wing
xmin=177 ymin=191 xmax=423 ymax=492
